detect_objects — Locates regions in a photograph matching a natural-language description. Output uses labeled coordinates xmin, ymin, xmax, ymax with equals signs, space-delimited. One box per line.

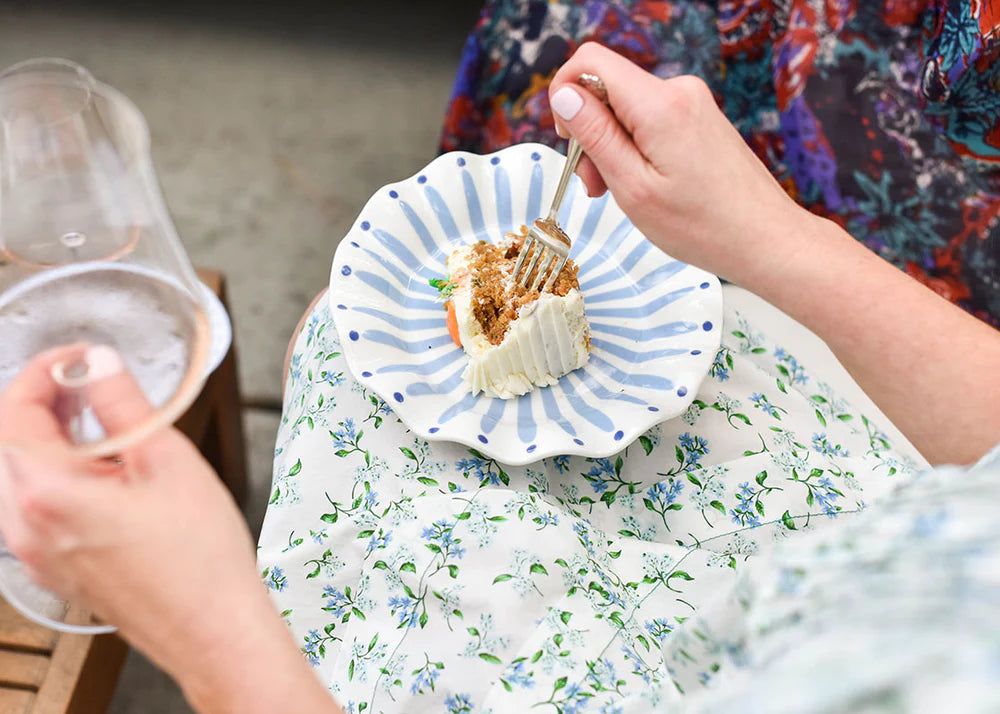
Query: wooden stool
xmin=0 ymin=269 xmax=248 ymax=714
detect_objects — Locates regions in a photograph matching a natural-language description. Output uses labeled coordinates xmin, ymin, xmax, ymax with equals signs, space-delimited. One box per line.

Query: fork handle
xmin=547 ymin=137 xmax=584 ymax=221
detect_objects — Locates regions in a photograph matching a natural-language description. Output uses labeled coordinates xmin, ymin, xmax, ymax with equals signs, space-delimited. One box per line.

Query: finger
xmin=75 ymin=344 xmax=200 ymax=479
xmin=2 ymin=443 xmax=125 ymax=530
xmin=552 ymin=42 xmax=667 ymax=139
xmin=549 ymin=80 xmax=648 ymax=193
xmin=0 ymin=344 xmax=86 ymax=446
xmin=0 ymin=451 xmax=19 ymax=534
xmin=76 ymin=345 xmax=156 ymax=438
xmin=575 ymin=157 xmax=607 ymax=197
xmin=555 ymin=118 xmax=605 ymax=193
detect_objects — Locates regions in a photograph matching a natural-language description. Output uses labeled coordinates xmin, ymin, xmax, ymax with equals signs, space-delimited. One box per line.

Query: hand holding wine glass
xmin=0 ymin=343 xmax=255 ymax=638
xmin=0 ymin=347 xmax=335 ymax=714
xmin=0 ymin=58 xmax=218 ymax=631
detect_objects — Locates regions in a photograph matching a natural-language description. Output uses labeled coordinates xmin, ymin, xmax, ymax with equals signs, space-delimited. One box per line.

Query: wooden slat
xmin=0 ymin=650 xmax=48 ymax=688
xmin=0 ymin=600 xmax=56 ymax=653
xmin=58 ymin=634 xmax=126 ymax=714
xmin=201 ymin=273 xmax=247 ymax=505
xmin=30 ymin=609 xmax=93 ymax=714
xmin=0 ymin=689 xmax=34 ymax=714
xmin=195 ymin=268 xmax=221 ymax=296
xmin=174 ymin=378 xmax=215 ymax=444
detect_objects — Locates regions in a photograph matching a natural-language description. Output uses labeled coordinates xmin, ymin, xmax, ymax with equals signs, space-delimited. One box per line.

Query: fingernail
xmin=53 ymin=345 xmax=124 ymax=387
xmin=550 ymin=86 xmax=583 ymax=121
xmin=83 ymin=345 xmax=124 ymax=381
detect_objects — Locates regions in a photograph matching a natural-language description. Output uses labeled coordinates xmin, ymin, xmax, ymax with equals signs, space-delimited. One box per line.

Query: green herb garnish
xmin=429 ymin=277 xmax=456 ymax=298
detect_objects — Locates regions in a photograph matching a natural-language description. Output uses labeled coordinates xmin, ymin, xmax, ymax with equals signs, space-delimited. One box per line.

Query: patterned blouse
xmin=440 ymin=0 xmax=1000 ymax=326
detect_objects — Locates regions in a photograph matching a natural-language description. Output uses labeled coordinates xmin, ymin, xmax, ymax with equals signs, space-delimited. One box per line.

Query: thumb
xmin=68 ymin=345 xmax=156 ymax=437
xmin=76 ymin=346 xmax=201 ymax=472
xmin=549 ymin=84 xmax=647 ymax=195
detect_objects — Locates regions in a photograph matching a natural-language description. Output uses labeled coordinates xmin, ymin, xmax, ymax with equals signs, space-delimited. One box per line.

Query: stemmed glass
xmin=0 ymin=59 xmax=211 ymax=633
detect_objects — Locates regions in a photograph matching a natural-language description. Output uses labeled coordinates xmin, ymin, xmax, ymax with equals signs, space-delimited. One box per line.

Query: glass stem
xmin=51 ymin=358 xmax=90 ymax=444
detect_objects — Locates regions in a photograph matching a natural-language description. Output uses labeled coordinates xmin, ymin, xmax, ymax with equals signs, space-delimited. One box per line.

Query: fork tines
xmin=510 ymin=218 xmax=571 ymax=293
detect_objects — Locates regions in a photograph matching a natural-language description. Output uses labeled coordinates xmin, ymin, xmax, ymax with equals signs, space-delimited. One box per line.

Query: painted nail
xmin=83 ymin=345 xmax=124 ymax=381
xmin=51 ymin=345 xmax=124 ymax=388
xmin=550 ymin=86 xmax=583 ymax=121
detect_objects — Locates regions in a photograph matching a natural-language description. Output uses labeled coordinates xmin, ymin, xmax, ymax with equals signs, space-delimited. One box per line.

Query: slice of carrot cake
xmin=433 ymin=226 xmax=590 ymax=399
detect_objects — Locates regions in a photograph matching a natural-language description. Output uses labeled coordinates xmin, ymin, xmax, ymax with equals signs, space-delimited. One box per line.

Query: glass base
xmin=0 ymin=538 xmax=115 ymax=634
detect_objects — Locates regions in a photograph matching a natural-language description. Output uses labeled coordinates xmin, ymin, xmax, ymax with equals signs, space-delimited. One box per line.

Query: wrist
xmin=168 ymin=587 xmax=336 ymax=714
xmin=171 ymin=592 xmax=278 ymax=711
xmin=738 ymin=209 xmax=873 ymax=322
xmin=726 ymin=203 xmax=828 ymax=293
xmin=178 ymin=592 xmax=341 ymax=714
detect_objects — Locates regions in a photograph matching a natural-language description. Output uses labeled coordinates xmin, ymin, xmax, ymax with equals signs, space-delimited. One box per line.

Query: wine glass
xmin=0 ymin=58 xmax=211 ymax=633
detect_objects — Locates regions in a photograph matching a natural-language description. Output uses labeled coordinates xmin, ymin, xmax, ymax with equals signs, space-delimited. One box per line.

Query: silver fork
xmin=510 ymin=73 xmax=608 ymax=293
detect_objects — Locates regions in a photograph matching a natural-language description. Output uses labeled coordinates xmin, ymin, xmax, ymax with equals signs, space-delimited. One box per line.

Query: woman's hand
xmin=548 ymin=44 xmax=1000 ymax=465
xmin=548 ymin=43 xmax=813 ymax=290
xmin=0 ymin=345 xmax=340 ymax=713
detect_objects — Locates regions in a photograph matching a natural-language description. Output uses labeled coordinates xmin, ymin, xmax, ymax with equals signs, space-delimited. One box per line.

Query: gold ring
xmin=577 ymin=73 xmax=609 ymax=105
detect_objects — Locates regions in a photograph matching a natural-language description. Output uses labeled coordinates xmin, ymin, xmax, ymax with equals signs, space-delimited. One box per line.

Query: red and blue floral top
xmin=440 ymin=0 xmax=1000 ymax=326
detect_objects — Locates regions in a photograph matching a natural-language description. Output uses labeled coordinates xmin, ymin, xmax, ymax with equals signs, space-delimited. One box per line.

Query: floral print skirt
xmin=257 ymin=297 xmax=919 ymax=713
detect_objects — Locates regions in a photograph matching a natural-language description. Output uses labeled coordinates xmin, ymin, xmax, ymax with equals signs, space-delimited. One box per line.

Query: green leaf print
xmin=666 ymin=570 xmax=695 ymax=592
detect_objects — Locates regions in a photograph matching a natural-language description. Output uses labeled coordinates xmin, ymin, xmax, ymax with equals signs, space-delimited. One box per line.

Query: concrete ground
xmin=0 ymin=2 xmax=923 ymax=712
xmin=0 ymin=1 xmax=478 ymax=711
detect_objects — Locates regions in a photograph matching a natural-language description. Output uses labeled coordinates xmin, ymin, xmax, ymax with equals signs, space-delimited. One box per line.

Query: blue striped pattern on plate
xmin=330 ymin=143 xmax=722 ymax=465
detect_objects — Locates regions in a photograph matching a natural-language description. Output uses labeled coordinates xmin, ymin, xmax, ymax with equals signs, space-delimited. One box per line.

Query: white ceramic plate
xmin=329 ymin=143 xmax=722 ymax=465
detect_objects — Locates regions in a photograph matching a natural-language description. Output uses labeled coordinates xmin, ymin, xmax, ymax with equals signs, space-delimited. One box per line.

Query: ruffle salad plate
xmin=329 ymin=143 xmax=722 ymax=466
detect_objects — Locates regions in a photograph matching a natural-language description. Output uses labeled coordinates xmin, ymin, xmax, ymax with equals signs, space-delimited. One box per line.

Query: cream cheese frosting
xmin=446 ymin=243 xmax=589 ymax=399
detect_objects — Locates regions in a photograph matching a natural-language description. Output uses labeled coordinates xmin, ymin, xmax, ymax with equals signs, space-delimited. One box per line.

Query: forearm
xmin=283 ymin=289 xmax=328 ymax=399
xmin=747 ymin=211 xmax=1000 ymax=465
xmin=167 ymin=589 xmax=342 ymax=714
